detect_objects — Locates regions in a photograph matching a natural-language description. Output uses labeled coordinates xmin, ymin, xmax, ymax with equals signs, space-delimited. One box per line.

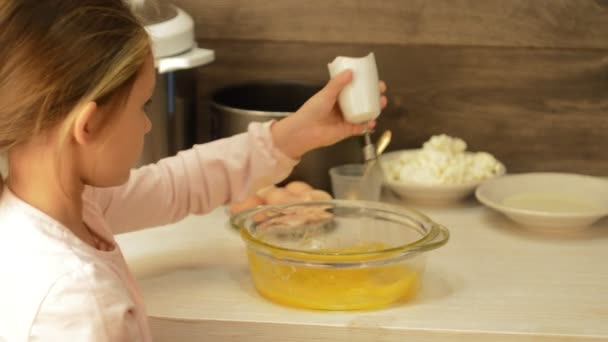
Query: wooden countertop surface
xmin=116 ymin=194 xmax=608 ymax=342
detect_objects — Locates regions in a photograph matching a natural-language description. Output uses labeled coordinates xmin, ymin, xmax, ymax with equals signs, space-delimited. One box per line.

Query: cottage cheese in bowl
xmin=381 ymin=135 xmax=505 ymax=203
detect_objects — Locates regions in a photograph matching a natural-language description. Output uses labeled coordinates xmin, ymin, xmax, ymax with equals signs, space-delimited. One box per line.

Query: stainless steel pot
xmin=138 ymin=69 xmax=196 ymax=166
xmin=133 ymin=0 xmax=214 ymax=166
xmin=210 ymin=81 xmax=364 ymax=191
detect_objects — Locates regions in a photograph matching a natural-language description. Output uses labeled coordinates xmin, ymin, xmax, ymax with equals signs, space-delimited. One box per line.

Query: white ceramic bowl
xmin=475 ymin=172 xmax=608 ymax=231
xmin=380 ymin=150 xmax=506 ymax=204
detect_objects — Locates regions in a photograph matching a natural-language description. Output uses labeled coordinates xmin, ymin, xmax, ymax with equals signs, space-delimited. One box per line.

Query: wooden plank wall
xmin=172 ymin=0 xmax=608 ymax=175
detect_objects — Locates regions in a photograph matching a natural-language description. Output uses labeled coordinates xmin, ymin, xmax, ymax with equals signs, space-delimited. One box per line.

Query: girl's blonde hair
xmin=0 ymin=0 xmax=151 ymax=190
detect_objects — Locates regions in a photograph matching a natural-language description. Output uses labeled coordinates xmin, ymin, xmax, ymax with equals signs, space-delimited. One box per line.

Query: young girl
xmin=0 ymin=1 xmax=387 ymax=340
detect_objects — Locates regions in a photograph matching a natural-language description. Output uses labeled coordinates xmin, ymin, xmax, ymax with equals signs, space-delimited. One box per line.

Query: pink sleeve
xmin=86 ymin=121 xmax=298 ymax=234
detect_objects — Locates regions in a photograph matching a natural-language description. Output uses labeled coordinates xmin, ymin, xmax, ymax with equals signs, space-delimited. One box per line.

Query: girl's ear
xmin=72 ymin=101 xmax=99 ymax=146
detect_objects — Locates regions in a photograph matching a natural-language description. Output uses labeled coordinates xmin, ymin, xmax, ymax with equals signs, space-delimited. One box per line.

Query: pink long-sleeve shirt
xmin=0 ymin=122 xmax=297 ymax=341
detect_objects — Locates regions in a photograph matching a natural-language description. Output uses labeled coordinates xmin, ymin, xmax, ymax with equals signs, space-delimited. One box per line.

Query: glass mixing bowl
xmin=230 ymin=200 xmax=449 ymax=310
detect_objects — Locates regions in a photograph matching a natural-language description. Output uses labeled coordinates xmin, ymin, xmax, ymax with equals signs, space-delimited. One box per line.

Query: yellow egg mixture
xmin=247 ymin=243 xmax=419 ymax=310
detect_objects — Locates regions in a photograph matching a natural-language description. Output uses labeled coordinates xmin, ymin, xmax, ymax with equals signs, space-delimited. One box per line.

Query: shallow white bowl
xmin=475 ymin=172 xmax=608 ymax=231
xmin=379 ymin=150 xmax=506 ymax=204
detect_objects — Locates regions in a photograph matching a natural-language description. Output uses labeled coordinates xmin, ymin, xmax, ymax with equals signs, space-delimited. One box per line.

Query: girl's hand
xmin=272 ymin=70 xmax=388 ymax=159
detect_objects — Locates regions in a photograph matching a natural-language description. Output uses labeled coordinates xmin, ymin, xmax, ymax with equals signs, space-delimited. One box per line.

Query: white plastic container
xmin=328 ymin=52 xmax=381 ymax=124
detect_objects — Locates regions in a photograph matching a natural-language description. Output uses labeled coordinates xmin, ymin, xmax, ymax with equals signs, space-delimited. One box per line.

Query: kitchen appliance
xmin=130 ymin=0 xmax=214 ymax=166
xmin=209 ymin=81 xmax=364 ymax=191
xmin=327 ymin=53 xmax=381 ymax=124
xmin=328 ymin=52 xmax=382 ymax=170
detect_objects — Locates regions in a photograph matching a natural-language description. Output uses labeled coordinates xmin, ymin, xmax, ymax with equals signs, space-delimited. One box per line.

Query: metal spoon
xmin=375 ymin=130 xmax=392 ymax=156
xmin=363 ymin=129 xmax=392 ymax=176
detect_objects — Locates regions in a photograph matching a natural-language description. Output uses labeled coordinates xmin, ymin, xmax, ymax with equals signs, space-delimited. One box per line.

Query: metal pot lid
xmin=129 ymin=0 xmax=195 ymax=59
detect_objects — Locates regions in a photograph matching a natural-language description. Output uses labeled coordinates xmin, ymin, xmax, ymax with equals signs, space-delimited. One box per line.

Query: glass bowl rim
xmin=230 ymin=199 xmax=449 ymax=263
